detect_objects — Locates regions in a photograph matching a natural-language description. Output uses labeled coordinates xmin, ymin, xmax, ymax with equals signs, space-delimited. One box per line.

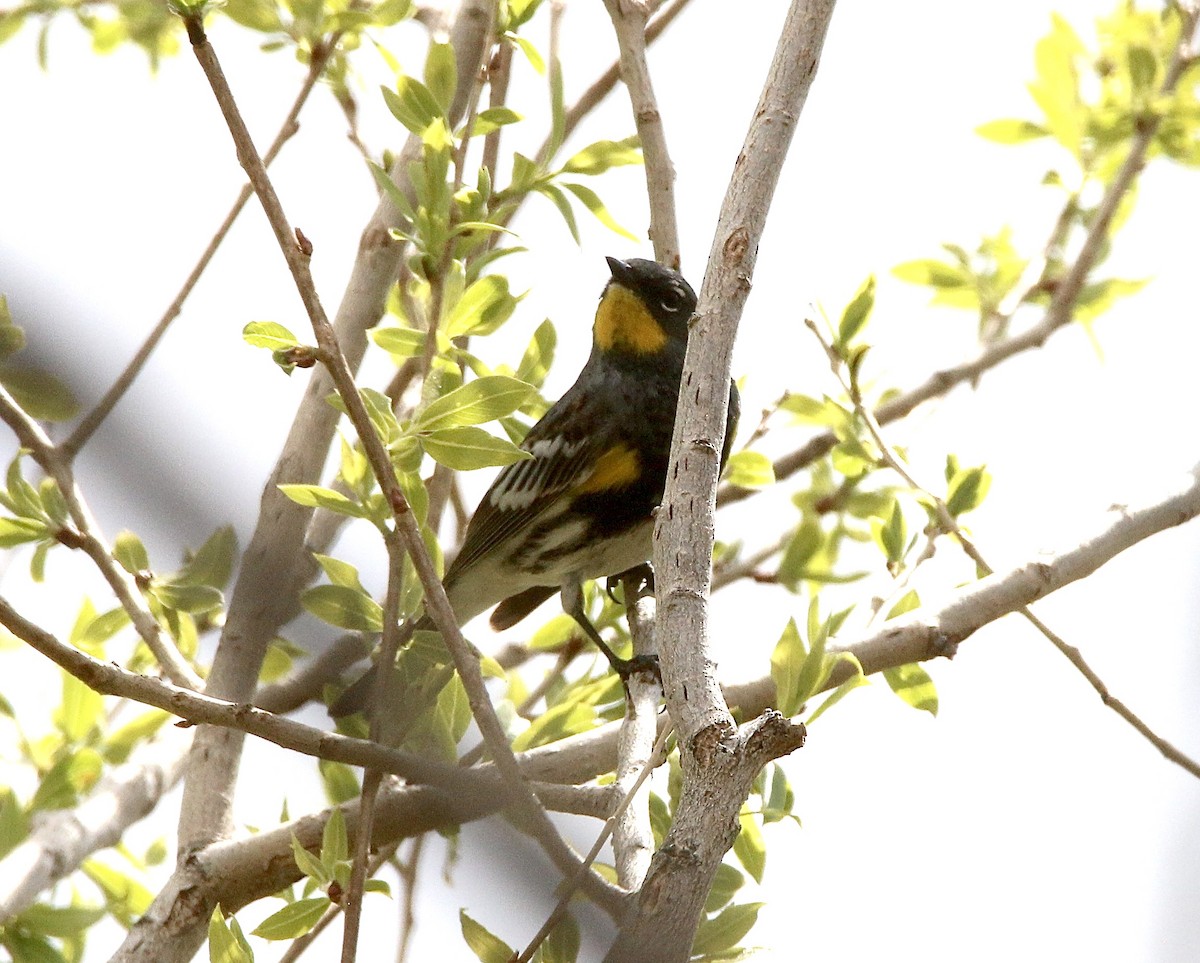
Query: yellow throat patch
xmin=594 ymin=284 xmax=668 ymax=354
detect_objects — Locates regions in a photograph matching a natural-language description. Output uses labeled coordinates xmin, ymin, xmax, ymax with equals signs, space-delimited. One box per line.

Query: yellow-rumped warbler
xmin=331 ymin=256 xmax=739 ymax=716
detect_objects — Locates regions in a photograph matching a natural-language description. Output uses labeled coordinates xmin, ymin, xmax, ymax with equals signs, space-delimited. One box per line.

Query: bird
xmin=330 ymin=255 xmax=740 ymax=717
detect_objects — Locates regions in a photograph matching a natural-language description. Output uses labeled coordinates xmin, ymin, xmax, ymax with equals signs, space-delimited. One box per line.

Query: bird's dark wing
xmin=444 ymin=391 xmax=604 ymax=582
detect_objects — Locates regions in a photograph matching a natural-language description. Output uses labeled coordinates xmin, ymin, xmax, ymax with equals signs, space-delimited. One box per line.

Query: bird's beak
xmin=606 ymin=256 xmax=634 ymax=285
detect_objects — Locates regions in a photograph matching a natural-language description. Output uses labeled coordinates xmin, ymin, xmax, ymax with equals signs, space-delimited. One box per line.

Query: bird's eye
xmin=659 ymin=287 xmax=685 ymax=312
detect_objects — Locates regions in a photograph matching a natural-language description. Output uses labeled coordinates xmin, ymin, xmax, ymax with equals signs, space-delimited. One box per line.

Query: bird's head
xmin=593 ymin=256 xmax=697 ymax=356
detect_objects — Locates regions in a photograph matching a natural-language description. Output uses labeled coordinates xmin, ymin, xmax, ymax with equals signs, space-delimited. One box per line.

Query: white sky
xmin=2 ymin=0 xmax=1200 ymax=960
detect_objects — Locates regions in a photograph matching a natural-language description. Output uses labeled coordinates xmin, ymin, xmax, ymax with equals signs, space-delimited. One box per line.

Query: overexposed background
xmin=2 ymin=0 xmax=1199 ymax=960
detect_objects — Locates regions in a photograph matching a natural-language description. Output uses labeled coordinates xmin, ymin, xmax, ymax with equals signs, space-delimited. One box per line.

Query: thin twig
xmin=0 ymin=388 xmax=203 ymax=689
xmin=342 ymin=532 xmax=408 ymax=963
xmin=534 ymin=0 xmax=695 ymax=167
xmin=515 ymin=722 xmax=673 ymax=963
xmin=601 ymin=0 xmax=679 ymax=265
xmin=806 ymin=317 xmax=1200 ymax=782
xmin=61 ymin=36 xmax=338 ymax=459
xmin=275 ymin=841 xmax=402 ymax=963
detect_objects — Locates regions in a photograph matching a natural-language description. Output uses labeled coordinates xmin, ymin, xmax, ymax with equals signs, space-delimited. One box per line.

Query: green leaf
xmin=113 ymin=530 xmax=150 ymax=575
xmin=422 ymin=426 xmax=533 ymax=471
xmin=704 ymin=863 xmax=745 ymax=914
xmin=57 ymin=671 xmax=103 ymax=743
xmin=252 ymin=897 xmax=329 ymax=941
xmin=882 ymin=663 xmax=939 ymax=715
xmin=886 ymin=589 xmax=920 ymax=620
xmin=559 ymin=181 xmax=639 ymax=240
xmin=516 ymin=319 xmax=556 ymax=389
xmin=31 ymin=754 xmax=81 ymax=811
xmin=278 ymin=484 xmax=367 ymax=519
xmin=313 ymin=554 xmax=367 ymax=593
xmin=0 ymin=367 xmax=79 ymax=421
xmin=14 ymin=904 xmax=106 ymax=939
xmin=242 ymin=321 xmax=299 ymax=350
xmin=723 ymin=450 xmax=774 ymax=489
xmin=873 ymin=501 xmax=906 ymax=564
xmin=731 ymin=813 xmax=765 ymax=884
xmin=946 ymin=464 xmax=991 ymax=517
xmin=423 ymin=41 xmax=457 ymax=112
xmin=178 ymin=525 xmax=237 ymax=590
xmin=837 ymin=275 xmax=875 ymax=348
xmin=368 ymin=161 xmax=417 ymax=224
xmin=0 ymin=787 xmax=30 ymax=860
xmin=560 ymin=135 xmax=641 ymax=176
xmin=507 ymin=33 xmax=545 ymax=74
xmin=806 ymin=652 xmax=869 ymax=724
xmin=0 ymin=516 xmax=47 ymax=547
xmin=291 ymin=835 xmax=330 ymax=886
xmin=770 ymin=618 xmax=807 ymax=716
xmin=83 ymin=857 xmax=153 ymax=923
xmin=209 ymin=906 xmax=254 ymax=963
xmin=471 ymin=107 xmax=522 ymax=136
xmin=150 ymin=579 xmax=224 ymax=614
xmin=221 ymin=0 xmax=283 ymax=32
xmin=444 ymin=274 xmax=518 ymax=338
xmin=372 ymin=325 xmax=426 ymax=358
xmin=106 ymin=710 xmax=170 ymax=764
xmin=541 ymin=913 xmax=581 ymax=963
xmin=382 ymin=76 xmax=444 ymax=136
xmin=301 ymin=584 xmax=383 ymax=632
xmin=2 ymin=931 xmax=68 ymax=963
xmin=460 ymin=910 xmax=514 ymax=963
xmin=321 ymin=807 xmax=348 ymax=867
xmin=511 ymin=699 xmax=596 ymax=752
xmin=692 ymin=901 xmax=765 ymax=957
xmin=536 ymin=182 xmax=581 ymax=243
xmin=417 ymin=376 xmax=536 ymax=431
xmin=891 ymin=258 xmax=969 ymax=289
xmin=975 ymin=118 xmax=1049 ymax=143
xmin=319 ymin=759 xmax=360 ymax=805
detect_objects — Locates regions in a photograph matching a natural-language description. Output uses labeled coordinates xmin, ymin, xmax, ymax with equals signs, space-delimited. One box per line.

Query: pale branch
xmin=0 ymin=728 xmax=191 ymax=923
xmin=0 ymin=597 xmax=488 ymax=794
xmin=720 ymin=2 xmax=1200 ymax=512
xmin=602 ymin=0 xmax=679 ymax=265
xmin=536 ymin=0 xmax=695 ymax=167
xmin=59 ymin=34 xmax=337 ymax=460
xmin=611 ymin=586 xmax=660 ymax=889
xmin=518 ymin=722 xmax=673 ymax=963
xmin=0 ymin=387 xmax=202 ymax=689
xmin=253 ymin=632 xmax=372 ymax=714
xmin=10 ymin=469 xmax=1198 ymax=938
xmin=622 ymin=0 xmax=835 ymax=957
xmin=343 ymin=534 xmax=409 ymax=963
xmin=655 ymin=0 xmax=834 ymax=746
xmin=1022 ymin=606 xmax=1200 ymax=780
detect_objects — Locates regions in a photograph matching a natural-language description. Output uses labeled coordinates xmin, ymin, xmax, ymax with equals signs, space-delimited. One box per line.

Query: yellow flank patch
xmin=576 ymin=444 xmax=640 ymax=494
xmin=594 ymin=284 xmax=668 ymax=354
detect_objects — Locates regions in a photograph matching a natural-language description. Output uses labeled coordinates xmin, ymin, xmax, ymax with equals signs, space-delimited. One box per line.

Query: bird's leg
xmin=605 ymin=561 xmax=655 ymax=604
xmin=562 ymin=578 xmax=660 ymax=685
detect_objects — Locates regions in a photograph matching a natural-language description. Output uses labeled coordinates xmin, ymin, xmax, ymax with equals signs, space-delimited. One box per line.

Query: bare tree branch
xmin=607 ymin=1 xmax=838 ymax=957
xmin=0 ymin=728 xmax=190 ymax=923
xmin=0 ymin=387 xmax=203 ymax=689
xmin=602 ymin=0 xmax=679 ymax=265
